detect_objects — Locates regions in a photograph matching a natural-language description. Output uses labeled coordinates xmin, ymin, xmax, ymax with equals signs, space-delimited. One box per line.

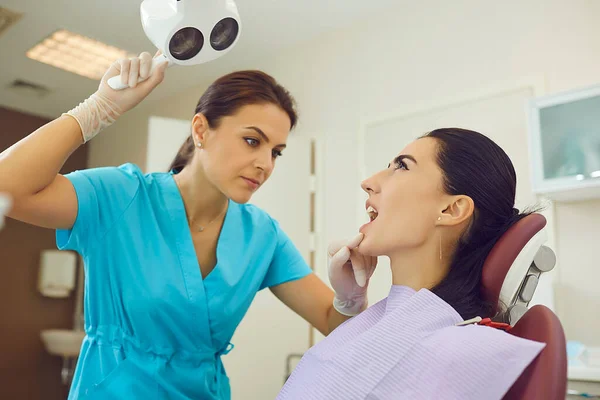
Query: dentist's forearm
xmin=326 ymin=305 xmax=353 ymax=334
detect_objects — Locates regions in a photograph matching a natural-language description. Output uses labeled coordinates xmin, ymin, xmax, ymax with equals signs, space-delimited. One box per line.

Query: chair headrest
xmin=481 ymin=213 xmax=547 ymax=315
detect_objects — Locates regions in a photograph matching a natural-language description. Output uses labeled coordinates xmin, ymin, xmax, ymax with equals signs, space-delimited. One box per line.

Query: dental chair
xmin=481 ymin=213 xmax=567 ymax=400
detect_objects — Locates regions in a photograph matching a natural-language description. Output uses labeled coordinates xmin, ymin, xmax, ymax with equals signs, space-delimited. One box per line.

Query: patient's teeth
xmin=367 ymin=206 xmax=378 ymax=221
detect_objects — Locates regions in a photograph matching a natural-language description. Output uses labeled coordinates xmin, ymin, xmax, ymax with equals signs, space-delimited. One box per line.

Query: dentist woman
xmin=0 ymin=52 xmax=376 ymax=399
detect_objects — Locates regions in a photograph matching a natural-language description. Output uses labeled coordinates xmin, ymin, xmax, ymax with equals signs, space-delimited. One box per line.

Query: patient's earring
xmin=437 ymin=217 xmax=442 ymax=260
xmin=196 ymin=142 xmax=202 ymax=148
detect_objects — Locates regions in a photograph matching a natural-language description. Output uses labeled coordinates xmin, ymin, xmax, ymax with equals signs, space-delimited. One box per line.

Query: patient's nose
xmin=361 ymin=174 xmax=381 ymax=194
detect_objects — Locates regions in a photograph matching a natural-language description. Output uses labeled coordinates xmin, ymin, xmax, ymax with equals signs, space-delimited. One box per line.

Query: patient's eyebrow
xmin=396 ymin=154 xmax=417 ymax=165
xmin=388 ymin=154 xmax=418 ymax=168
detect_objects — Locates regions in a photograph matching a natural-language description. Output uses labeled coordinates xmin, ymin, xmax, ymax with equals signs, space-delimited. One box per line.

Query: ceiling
xmin=0 ymin=0 xmax=398 ymax=118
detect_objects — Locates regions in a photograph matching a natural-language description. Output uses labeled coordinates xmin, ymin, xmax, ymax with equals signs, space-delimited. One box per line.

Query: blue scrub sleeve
xmin=56 ymin=163 xmax=141 ymax=254
xmin=260 ymin=220 xmax=312 ymax=290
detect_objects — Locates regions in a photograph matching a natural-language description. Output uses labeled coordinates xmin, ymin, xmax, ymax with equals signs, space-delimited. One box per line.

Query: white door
xmin=146 ymin=117 xmax=313 ymax=399
xmin=145 ymin=116 xmax=191 ymax=173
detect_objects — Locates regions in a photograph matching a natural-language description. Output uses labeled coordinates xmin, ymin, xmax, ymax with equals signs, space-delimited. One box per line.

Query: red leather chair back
xmin=503 ymin=305 xmax=567 ymax=400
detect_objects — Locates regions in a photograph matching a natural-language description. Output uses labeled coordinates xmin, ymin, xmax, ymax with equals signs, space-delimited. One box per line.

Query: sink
xmin=41 ymin=329 xmax=85 ymax=357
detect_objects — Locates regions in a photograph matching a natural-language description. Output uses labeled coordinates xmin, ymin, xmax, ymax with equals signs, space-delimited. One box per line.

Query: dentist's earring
xmin=196 ymin=142 xmax=202 ymax=148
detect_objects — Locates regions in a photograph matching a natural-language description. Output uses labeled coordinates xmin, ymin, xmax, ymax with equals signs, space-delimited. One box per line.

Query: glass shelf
xmin=528 ymin=84 xmax=600 ymax=202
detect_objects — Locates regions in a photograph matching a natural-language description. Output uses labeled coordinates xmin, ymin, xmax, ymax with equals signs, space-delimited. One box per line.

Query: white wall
xmin=90 ymin=0 xmax=600 ymax=356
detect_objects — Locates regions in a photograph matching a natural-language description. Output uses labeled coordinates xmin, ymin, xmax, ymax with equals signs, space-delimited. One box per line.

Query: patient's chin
xmin=357 ymin=240 xmax=381 ymax=257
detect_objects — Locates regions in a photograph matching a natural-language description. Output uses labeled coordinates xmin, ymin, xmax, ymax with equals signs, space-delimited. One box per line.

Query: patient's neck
xmin=388 ymin=244 xmax=451 ymax=291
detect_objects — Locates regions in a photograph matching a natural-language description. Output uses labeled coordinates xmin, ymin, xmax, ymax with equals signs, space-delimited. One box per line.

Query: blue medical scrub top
xmin=56 ymin=163 xmax=312 ymax=400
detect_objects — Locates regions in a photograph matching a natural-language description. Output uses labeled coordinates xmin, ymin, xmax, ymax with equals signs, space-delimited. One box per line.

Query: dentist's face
xmin=358 ymin=138 xmax=446 ymax=256
xmin=195 ymin=103 xmax=291 ymax=204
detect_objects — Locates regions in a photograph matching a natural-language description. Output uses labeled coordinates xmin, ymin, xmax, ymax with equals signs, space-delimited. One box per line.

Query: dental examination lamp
xmin=108 ymin=0 xmax=241 ymax=90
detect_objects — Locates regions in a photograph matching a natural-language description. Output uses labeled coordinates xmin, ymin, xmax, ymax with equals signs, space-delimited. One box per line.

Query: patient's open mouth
xmin=367 ymin=206 xmax=378 ymax=221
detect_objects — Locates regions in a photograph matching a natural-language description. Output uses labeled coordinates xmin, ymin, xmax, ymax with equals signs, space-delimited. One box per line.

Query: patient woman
xmin=278 ymin=128 xmax=545 ymax=400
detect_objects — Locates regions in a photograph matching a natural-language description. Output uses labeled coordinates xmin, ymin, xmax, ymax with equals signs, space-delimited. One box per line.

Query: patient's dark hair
xmin=168 ymin=70 xmax=298 ymax=172
xmin=423 ymin=128 xmax=533 ymax=321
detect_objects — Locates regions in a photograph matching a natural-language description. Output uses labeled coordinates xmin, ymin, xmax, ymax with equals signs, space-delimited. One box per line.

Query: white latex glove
xmin=64 ymin=51 xmax=168 ymax=143
xmin=328 ymin=233 xmax=378 ymax=316
xmin=0 ymin=193 xmax=12 ymax=231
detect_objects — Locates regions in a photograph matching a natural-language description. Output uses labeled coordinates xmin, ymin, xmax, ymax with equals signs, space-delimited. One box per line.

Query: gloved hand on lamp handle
xmin=328 ymin=233 xmax=377 ymax=317
xmin=63 ymin=51 xmax=169 ymax=143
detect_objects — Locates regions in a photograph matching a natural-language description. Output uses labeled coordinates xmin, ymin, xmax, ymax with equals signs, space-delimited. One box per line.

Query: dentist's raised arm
xmin=0 ymin=52 xmax=168 ymax=230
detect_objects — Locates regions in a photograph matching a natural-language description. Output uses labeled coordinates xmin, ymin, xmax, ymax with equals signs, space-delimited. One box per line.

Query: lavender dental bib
xmin=278 ymin=286 xmax=544 ymax=400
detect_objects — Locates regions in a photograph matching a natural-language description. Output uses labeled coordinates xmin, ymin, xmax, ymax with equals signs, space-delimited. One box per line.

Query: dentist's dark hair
xmin=423 ymin=128 xmax=535 ymax=321
xmin=168 ymin=70 xmax=298 ymax=172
